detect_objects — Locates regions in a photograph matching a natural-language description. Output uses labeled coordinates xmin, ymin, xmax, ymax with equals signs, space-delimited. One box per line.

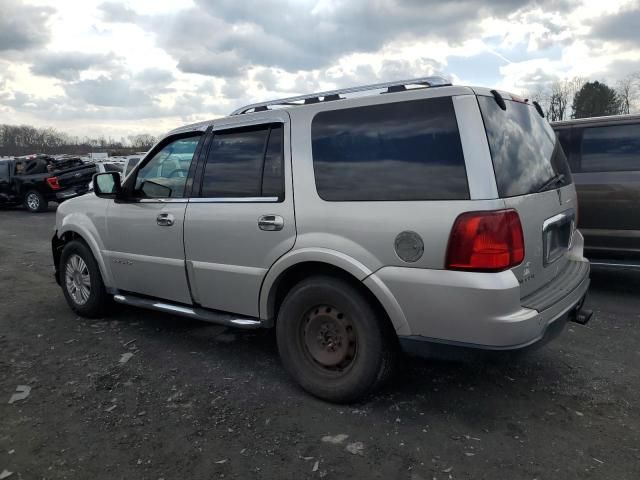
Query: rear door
xmin=570 ymin=122 xmax=640 ymax=256
xmin=184 ymin=112 xmax=295 ymax=317
xmin=477 ymin=94 xmax=577 ymax=297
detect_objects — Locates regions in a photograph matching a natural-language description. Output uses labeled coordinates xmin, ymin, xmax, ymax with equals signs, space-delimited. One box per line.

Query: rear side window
xmin=311 ymin=97 xmax=469 ymax=201
xmin=0 ymin=162 xmax=9 ymax=180
xmin=200 ymin=124 xmax=284 ymax=199
xmin=580 ymin=123 xmax=640 ymax=172
xmin=478 ymin=96 xmax=572 ymax=197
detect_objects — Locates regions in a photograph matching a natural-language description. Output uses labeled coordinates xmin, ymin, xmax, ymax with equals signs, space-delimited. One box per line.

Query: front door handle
xmin=258 ymin=215 xmax=284 ymax=231
xmin=156 ymin=212 xmax=175 ymax=226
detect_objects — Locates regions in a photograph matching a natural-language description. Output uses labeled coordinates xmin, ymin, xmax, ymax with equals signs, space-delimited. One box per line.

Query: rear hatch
xmin=476 ymin=91 xmax=577 ymax=298
xmin=54 ymin=163 xmax=96 ymax=191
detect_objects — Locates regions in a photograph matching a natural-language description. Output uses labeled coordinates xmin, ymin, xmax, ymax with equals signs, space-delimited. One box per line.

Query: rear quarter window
xmin=311 ymin=97 xmax=469 ymax=201
xmin=580 ymin=123 xmax=640 ymax=172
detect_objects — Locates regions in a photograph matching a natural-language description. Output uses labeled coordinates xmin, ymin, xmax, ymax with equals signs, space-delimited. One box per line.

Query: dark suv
xmin=553 ymin=115 xmax=640 ymax=261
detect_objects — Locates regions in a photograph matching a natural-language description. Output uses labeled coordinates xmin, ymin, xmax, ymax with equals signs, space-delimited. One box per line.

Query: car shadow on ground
xmin=106 ymin=301 xmax=572 ymax=418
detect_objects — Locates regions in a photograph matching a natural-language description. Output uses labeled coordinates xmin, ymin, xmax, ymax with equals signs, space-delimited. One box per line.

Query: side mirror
xmin=93 ymin=172 xmax=122 ymax=198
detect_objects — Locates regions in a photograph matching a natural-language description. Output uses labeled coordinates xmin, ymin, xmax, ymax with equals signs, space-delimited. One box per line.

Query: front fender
xmin=58 ymin=212 xmax=114 ymax=289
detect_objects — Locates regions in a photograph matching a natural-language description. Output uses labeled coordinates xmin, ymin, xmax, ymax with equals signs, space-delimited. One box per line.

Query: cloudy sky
xmin=0 ymin=0 xmax=639 ymax=139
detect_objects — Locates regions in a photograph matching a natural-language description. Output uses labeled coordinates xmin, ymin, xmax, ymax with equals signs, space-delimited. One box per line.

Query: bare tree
xmin=616 ymin=73 xmax=640 ymax=115
xmin=0 ymin=123 xmax=158 ymax=157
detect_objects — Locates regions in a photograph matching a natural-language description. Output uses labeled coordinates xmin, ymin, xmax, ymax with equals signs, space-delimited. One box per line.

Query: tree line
xmin=526 ymin=73 xmax=640 ymax=122
xmin=0 ymin=124 xmax=157 ymax=157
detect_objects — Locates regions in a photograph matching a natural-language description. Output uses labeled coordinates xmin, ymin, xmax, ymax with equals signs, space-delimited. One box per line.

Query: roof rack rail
xmin=230 ymin=76 xmax=451 ymax=115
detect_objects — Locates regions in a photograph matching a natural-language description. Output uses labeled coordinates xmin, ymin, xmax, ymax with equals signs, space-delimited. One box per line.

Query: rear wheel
xmin=276 ymin=276 xmax=396 ymax=403
xmin=60 ymin=240 xmax=109 ymax=317
xmin=24 ymin=190 xmax=48 ymax=213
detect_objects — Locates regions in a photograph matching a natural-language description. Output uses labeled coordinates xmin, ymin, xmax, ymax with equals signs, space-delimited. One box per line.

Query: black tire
xmin=276 ymin=275 xmax=397 ymax=403
xmin=59 ymin=240 xmax=110 ymax=317
xmin=24 ymin=190 xmax=48 ymax=213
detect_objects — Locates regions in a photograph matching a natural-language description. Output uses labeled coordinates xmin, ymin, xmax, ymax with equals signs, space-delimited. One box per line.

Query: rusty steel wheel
xmin=300 ymin=305 xmax=358 ymax=374
xmin=277 ymin=275 xmax=397 ymax=403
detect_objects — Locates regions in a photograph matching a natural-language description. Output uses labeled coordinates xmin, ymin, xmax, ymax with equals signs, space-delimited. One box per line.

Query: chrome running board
xmin=113 ymin=294 xmax=263 ymax=329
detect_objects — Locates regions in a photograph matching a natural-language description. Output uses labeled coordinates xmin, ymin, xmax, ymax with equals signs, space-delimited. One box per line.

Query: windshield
xmin=478 ymin=95 xmax=572 ymax=197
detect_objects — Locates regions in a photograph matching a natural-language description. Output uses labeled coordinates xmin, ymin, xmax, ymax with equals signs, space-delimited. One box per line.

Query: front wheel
xmin=24 ymin=190 xmax=48 ymax=213
xmin=60 ymin=240 xmax=110 ymax=317
xmin=276 ymin=276 xmax=397 ymax=403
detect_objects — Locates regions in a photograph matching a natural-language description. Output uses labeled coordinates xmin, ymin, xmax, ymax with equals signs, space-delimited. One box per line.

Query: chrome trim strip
xmin=189 ymin=197 xmax=279 ymax=203
xmin=138 ymin=198 xmax=189 ymax=203
xmin=152 ymin=302 xmax=196 ymax=315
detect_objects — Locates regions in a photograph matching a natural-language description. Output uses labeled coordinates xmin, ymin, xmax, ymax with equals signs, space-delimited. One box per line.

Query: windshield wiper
xmin=537 ymin=173 xmax=565 ymax=192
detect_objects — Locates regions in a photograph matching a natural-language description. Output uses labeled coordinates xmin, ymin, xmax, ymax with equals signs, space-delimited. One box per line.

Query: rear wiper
xmin=537 ymin=173 xmax=565 ymax=192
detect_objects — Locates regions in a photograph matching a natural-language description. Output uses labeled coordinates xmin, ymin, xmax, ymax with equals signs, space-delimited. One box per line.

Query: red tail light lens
xmin=46 ymin=176 xmax=61 ymax=190
xmin=446 ymin=209 xmax=525 ymax=272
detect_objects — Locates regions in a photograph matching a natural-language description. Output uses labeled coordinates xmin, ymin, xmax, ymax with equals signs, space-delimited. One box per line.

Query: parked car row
xmin=52 ymin=78 xmax=592 ymax=402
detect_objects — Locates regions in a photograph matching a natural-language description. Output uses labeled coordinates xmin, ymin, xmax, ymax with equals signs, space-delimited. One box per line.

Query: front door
xmin=104 ymin=134 xmax=203 ymax=304
xmin=184 ymin=113 xmax=296 ymax=317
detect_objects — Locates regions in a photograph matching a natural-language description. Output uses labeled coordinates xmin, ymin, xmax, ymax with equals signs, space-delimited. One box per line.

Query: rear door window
xmin=478 ymin=96 xmax=572 ymax=197
xmin=311 ymin=97 xmax=469 ymax=201
xmin=200 ymin=124 xmax=284 ymax=200
xmin=580 ymin=123 xmax=640 ymax=172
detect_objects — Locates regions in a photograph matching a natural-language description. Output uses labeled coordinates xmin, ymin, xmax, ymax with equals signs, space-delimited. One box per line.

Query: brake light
xmin=46 ymin=176 xmax=61 ymax=190
xmin=446 ymin=209 xmax=525 ymax=272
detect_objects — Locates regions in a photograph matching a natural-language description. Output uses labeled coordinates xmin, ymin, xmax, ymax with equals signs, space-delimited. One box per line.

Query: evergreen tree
xmin=572 ymin=81 xmax=622 ymax=119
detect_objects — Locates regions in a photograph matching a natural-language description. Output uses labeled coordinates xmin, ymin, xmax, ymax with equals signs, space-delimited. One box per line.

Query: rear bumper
xmin=368 ymin=259 xmax=590 ymax=351
xmin=55 ymin=187 xmax=88 ymax=201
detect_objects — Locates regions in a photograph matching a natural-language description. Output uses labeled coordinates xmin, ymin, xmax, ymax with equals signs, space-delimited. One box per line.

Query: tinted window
xmin=262 ymin=125 xmax=284 ymax=199
xmin=580 ymin=123 xmax=640 ymax=172
xmin=479 ymin=96 xmax=572 ymax=197
xmin=134 ymin=135 xmax=200 ymax=198
xmin=0 ymin=162 xmax=9 ymax=180
xmin=201 ymin=124 xmax=284 ymax=199
xmin=312 ymin=97 xmax=468 ymax=201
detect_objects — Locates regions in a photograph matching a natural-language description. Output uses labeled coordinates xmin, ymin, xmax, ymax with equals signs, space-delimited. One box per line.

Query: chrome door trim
xmin=138 ymin=198 xmax=189 ymax=203
xmin=189 ymin=197 xmax=280 ymax=203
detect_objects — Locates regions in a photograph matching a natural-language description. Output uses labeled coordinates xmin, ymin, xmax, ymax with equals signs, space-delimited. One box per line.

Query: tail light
xmin=446 ymin=209 xmax=525 ymax=272
xmin=46 ymin=176 xmax=61 ymax=190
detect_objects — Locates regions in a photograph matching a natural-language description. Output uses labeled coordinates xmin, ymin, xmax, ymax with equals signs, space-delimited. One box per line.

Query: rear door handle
xmin=156 ymin=213 xmax=175 ymax=226
xmin=258 ymin=215 xmax=284 ymax=231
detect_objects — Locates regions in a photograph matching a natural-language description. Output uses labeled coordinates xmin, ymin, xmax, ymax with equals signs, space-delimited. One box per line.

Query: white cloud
xmin=0 ymin=0 xmax=639 ymax=138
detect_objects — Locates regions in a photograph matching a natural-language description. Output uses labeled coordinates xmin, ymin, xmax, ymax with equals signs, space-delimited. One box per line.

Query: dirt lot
xmin=1 ymin=206 xmax=639 ymax=480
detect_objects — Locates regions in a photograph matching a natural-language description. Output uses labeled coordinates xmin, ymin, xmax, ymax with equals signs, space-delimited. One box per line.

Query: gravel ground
xmin=1 ymin=206 xmax=639 ymax=480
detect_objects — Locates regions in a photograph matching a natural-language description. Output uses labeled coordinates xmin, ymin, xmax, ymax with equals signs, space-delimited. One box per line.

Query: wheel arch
xmin=55 ymin=223 xmax=113 ymax=289
xmin=259 ymin=249 xmax=410 ymax=335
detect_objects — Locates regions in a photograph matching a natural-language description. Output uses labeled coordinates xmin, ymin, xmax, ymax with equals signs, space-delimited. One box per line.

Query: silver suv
xmin=52 ymin=77 xmax=591 ymax=402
